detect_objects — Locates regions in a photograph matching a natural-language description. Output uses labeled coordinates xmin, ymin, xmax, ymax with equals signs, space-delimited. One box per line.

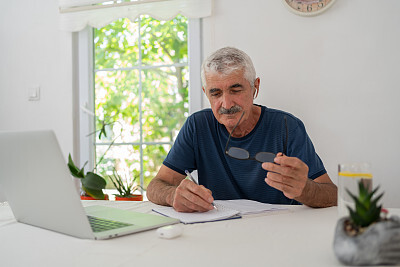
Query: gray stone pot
xmin=333 ymin=216 xmax=400 ymax=265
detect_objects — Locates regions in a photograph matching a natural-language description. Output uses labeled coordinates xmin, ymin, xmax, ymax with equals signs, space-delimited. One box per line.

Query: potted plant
xmin=333 ymin=180 xmax=400 ymax=265
xmin=67 ymin=118 xmax=121 ymax=200
xmin=68 ymin=154 xmax=108 ymax=200
xmin=109 ymin=169 xmax=143 ymax=201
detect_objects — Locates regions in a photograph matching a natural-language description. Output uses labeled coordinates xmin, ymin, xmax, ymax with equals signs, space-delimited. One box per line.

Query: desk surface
xmin=1 ymin=201 xmax=398 ymax=267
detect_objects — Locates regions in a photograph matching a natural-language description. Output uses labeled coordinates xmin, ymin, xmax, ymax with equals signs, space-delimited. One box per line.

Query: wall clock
xmin=282 ymin=0 xmax=336 ymax=16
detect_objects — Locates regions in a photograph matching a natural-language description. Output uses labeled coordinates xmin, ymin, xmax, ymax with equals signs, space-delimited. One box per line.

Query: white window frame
xmin=73 ymin=18 xmax=203 ymax=191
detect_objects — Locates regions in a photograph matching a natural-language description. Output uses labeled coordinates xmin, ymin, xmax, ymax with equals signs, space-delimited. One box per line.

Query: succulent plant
xmin=335 ymin=181 xmax=400 ymax=265
xmin=108 ymin=169 xmax=141 ymax=198
xmin=346 ymin=180 xmax=383 ymax=228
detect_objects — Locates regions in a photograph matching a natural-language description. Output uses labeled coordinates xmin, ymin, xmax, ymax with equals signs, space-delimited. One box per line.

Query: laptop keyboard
xmin=87 ymin=215 xmax=133 ymax=233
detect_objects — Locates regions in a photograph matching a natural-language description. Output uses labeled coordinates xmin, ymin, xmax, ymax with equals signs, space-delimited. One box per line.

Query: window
xmin=77 ymin=17 xmax=202 ymax=195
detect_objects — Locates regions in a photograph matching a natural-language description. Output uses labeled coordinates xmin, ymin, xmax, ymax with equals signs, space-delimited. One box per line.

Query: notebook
xmin=153 ymin=203 xmax=242 ymax=224
xmin=152 ymin=199 xmax=288 ymax=224
xmin=0 ymin=130 xmax=179 ymax=240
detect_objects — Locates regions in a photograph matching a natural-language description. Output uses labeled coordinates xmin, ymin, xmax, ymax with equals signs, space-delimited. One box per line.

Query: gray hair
xmin=201 ymin=47 xmax=257 ymax=88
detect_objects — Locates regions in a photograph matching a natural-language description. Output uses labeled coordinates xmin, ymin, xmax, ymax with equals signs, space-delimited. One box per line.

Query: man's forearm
xmin=147 ymin=178 xmax=177 ymax=206
xmin=295 ymin=179 xmax=338 ymax=208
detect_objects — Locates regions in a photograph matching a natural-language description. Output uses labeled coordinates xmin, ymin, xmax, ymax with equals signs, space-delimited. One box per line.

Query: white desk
xmin=1 ymin=201 xmax=398 ymax=267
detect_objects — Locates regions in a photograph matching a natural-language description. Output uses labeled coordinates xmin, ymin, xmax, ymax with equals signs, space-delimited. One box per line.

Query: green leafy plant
xmin=108 ymin=169 xmax=142 ymax=198
xmin=67 ymin=118 xmax=121 ymax=199
xmin=67 ymin=154 xmax=106 ymax=199
xmin=346 ymin=180 xmax=384 ymax=228
xmin=335 ymin=182 xmax=399 ymax=265
xmin=93 ymin=15 xmax=189 ymax=188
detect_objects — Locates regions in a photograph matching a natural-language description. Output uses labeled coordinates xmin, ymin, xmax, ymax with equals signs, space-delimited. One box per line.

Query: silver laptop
xmin=0 ymin=130 xmax=178 ymax=240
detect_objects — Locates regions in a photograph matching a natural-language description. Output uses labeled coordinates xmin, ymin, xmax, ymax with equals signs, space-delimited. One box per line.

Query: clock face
xmin=283 ymin=0 xmax=336 ymax=16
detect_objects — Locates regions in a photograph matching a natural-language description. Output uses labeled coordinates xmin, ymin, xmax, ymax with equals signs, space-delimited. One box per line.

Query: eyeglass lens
xmin=224 ymin=111 xmax=287 ymax=163
xmin=227 ymin=147 xmax=275 ymax=163
xmin=254 ymin=152 xmax=276 ymax=163
xmin=227 ymin=147 xmax=249 ymax=159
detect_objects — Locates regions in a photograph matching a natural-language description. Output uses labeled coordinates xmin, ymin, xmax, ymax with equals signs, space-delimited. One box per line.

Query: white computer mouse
xmin=156 ymin=224 xmax=184 ymax=239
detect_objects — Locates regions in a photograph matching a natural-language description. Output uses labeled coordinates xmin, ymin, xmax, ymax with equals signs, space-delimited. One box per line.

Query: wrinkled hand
xmin=262 ymin=153 xmax=309 ymax=199
xmin=171 ymin=179 xmax=215 ymax=213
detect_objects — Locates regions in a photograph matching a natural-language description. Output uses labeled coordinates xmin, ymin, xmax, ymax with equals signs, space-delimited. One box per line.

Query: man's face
xmin=203 ymin=70 xmax=257 ymax=130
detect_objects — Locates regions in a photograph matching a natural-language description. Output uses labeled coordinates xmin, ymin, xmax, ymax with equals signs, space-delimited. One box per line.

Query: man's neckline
xmin=223 ymin=104 xmax=265 ymax=140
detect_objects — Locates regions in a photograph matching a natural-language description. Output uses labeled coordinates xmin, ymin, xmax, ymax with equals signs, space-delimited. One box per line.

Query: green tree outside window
xmin=94 ymin=15 xmax=188 ymax=191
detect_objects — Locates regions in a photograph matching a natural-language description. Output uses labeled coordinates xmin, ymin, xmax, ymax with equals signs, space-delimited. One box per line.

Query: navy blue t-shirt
xmin=163 ymin=105 xmax=326 ymax=204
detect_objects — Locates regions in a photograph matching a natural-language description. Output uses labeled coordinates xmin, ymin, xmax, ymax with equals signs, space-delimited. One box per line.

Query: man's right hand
xmin=147 ymin=164 xmax=215 ymax=213
xmin=171 ymin=179 xmax=215 ymax=212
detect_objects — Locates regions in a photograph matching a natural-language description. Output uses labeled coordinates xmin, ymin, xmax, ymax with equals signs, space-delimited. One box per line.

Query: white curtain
xmin=59 ymin=0 xmax=212 ymax=32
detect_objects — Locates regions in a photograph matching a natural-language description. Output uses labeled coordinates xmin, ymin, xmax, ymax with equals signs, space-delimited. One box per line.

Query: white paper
xmin=152 ymin=203 xmax=240 ymax=224
xmin=214 ymin=199 xmax=287 ymax=215
xmin=152 ymin=199 xmax=287 ymax=224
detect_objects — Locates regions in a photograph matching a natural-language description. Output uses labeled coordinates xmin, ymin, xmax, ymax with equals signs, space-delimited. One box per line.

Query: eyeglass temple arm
xmin=224 ymin=111 xmax=245 ymax=154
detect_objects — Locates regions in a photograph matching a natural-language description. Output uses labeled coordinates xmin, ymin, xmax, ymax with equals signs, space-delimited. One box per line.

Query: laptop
xmin=0 ymin=130 xmax=179 ymax=240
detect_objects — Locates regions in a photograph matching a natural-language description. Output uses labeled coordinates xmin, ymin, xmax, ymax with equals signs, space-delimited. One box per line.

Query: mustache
xmin=218 ymin=106 xmax=242 ymax=115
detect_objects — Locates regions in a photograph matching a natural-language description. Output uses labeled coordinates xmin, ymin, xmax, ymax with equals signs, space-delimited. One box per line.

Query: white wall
xmin=202 ymin=0 xmax=400 ymax=207
xmin=1 ymin=0 xmax=399 ymax=207
xmin=0 ymin=1 xmax=73 ymax=157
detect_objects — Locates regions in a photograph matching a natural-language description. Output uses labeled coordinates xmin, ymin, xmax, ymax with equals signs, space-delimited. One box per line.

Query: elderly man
xmin=147 ymin=47 xmax=337 ymax=212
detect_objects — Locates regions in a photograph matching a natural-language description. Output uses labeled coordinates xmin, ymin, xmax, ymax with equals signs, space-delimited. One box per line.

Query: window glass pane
xmin=93 ymin=15 xmax=188 ymax=192
xmin=94 ymin=18 xmax=139 ymax=69
xmin=140 ymin=15 xmax=188 ymax=66
xmin=95 ymin=145 xmax=141 ymax=190
xmin=142 ymin=67 xmax=189 ymax=142
xmin=95 ymin=70 xmax=140 ymax=144
xmin=143 ymin=144 xmax=171 ymax=188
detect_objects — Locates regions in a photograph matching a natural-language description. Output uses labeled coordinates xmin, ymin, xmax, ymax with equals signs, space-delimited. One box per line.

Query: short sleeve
xmin=163 ymin=115 xmax=197 ymax=175
xmin=287 ymin=117 xmax=327 ymax=180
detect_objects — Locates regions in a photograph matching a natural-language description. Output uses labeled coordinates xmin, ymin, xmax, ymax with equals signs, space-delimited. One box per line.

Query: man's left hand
xmin=262 ymin=153 xmax=309 ymax=199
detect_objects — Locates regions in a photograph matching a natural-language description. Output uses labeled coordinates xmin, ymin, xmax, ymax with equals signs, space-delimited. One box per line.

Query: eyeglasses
xmin=224 ymin=111 xmax=288 ymax=163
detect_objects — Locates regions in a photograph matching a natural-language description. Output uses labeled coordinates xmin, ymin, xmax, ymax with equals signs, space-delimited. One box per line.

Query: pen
xmin=184 ymin=170 xmax=217 ymax=210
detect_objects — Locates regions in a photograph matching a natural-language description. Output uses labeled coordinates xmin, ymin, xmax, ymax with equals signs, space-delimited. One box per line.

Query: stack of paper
xmin=214 ymin=199 xmax=287 ymax=215
xmin=152 ymin=199 xmax=287 ymax=224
